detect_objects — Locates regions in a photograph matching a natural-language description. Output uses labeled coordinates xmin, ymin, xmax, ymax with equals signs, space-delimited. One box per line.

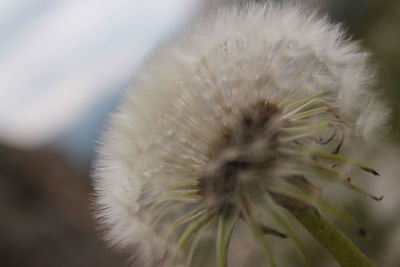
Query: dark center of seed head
xmin=197 ymin=101 xmax=282 ymax=209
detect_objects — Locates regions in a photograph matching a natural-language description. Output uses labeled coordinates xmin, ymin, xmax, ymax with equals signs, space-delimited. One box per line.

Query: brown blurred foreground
xmin=0 ymin=145 xmax=127 ymax=267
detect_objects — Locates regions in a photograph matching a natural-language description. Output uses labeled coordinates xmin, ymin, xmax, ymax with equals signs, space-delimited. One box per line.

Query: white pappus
xmin=93 ymin=2 xmax=389 ymax=267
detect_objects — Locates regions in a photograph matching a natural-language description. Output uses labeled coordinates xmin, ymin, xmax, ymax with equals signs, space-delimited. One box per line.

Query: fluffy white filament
xmin=93 ymin=3 xmax=388 ymax=266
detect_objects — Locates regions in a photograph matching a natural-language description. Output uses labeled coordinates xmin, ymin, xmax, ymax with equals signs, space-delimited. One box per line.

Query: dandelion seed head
xmin=93 ymin=2 xmax=389 ymax=266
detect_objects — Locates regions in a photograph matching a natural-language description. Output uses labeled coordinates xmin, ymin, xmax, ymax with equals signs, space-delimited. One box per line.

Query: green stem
xmin=289 ymin=208 xmax=374 ymax=267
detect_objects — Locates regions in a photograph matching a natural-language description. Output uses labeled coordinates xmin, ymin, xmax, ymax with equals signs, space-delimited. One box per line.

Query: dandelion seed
xmin=93 ymin=2 xmax=388 ymax=267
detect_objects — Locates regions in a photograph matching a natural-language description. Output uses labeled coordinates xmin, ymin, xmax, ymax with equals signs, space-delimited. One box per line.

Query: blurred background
xmin=0 ymin=0 xmax=399 ymax=266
